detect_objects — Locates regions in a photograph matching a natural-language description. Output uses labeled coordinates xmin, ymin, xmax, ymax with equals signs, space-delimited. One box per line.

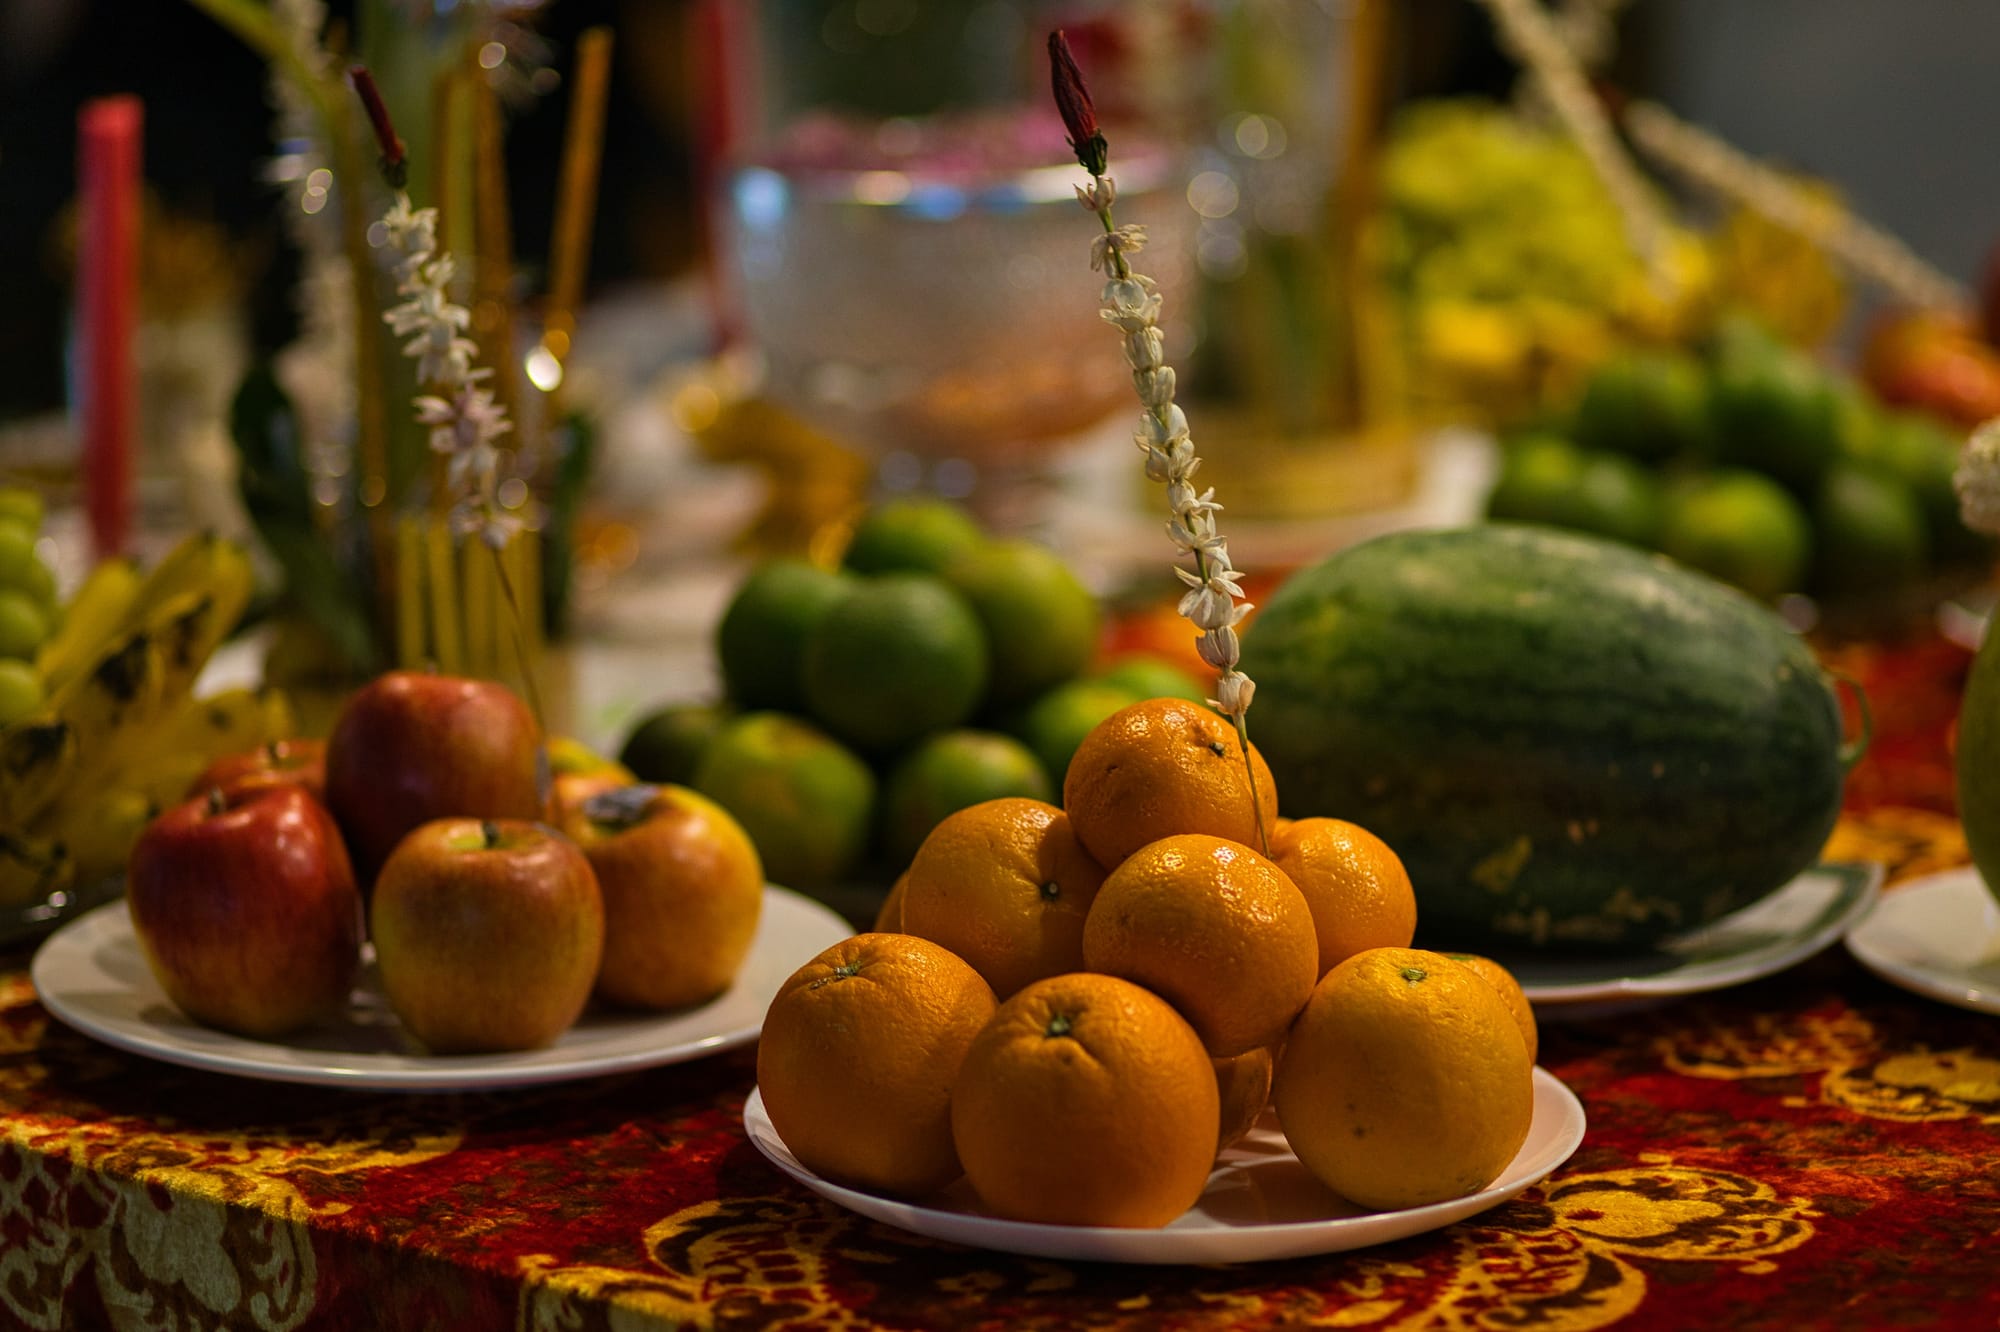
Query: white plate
xmin=742 ymin=1068 xmax=1585 ymax=1264
xmin=30 ymin=886 xmax=851 ymax=1092
xmin=1499 ymin=862 xmax=1882 ymax=1013
xmin=1846 ymin=865 xmax=2000 ymax=1014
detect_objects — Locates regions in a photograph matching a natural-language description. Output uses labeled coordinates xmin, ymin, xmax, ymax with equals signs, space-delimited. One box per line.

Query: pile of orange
xmin=758 ymin=697 xmax=1540 ymax=1226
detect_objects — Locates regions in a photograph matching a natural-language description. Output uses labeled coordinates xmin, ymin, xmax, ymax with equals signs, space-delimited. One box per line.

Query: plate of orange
xmin=743 ymin=1068 xmax=1584 ymax=1264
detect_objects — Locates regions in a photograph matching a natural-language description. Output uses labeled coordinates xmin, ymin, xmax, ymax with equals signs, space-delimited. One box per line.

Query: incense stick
xmin=540 ymin=25 xmax=614 ymax=397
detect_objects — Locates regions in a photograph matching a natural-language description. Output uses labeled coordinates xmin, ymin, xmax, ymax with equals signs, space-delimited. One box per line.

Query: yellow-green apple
xmin=324 ymin=671 xmax=543 ymax=887
xmin=127 ymin=785 xmax=363 ymax=1038
xmin=563 ymin=784 xmax=765 ymax=1010
xmin=370 ymin=818 xmax=604 ymax=1052
xmin=187 ymin=738 xmax=328 ymax=805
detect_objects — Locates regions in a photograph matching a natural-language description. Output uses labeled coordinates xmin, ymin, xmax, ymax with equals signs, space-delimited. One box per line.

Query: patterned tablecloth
xmin=2 ymin=632 xmax=1996 ymax=1332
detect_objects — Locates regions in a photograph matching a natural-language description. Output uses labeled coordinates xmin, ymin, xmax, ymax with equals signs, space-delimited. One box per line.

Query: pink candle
xmin=77 ymin=96 xmax=142 ymax=560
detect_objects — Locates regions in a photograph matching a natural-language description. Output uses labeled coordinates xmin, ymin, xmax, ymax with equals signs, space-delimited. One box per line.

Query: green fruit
xmin=843 ymin=499 xmax=987 ymax=576
xmin=1573 ymin=349 xmax=1710 ymax=461
xmin=0 ymin=522 xmax=37 ymax=586
xmin=1011 ymin=678 xmax=1143 ymax=786
xmin=1708 ymin=347 xmax=1840 ymax=493
xmin=1559 ymin=452 xmax=1664 ymax=548
xmin=1811 ymin=460 xmax=1928 ymax=599
xmin=880 ymin=730 xmax=1052 ymax=867
xmin=19 ymin=557 xmax=56 ymax=611
xmin=0 ymin=590 xmax=49 ymax=660
xmin=1870 ymin=412 xmax=1987 ymax=562
xmin=1705 ymin=311 xmax=1787 ymax=375
xmin=692 ymin=712 xmax=876 ymax=888
xmin=1659 ymin=470 xmax=1812 ymax=600
xmin=619 ymin=701 xmax=734 ymax=787
xmin=802 ymin=574 xmax=988 ymax=751
xmin=716 ymin=561 xmax=854 ymax=711
xmin=1486 ymin=435 xmax=1585 ymax=526
xmin=1094 ymin=656 xmax=1208 ymax=705
xmin=945 ymin=539 xmax=1100 ymax=706
xmin=0 ymin=659 xmax=43 ymax=725
xmin=0 ymin=488 xmax=43 ymax=530
xmin=1243 ymin=523 xmax=1847 ymax=951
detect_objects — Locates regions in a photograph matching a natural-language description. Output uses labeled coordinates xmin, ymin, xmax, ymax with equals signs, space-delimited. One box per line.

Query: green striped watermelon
xmin=1242 ymin=524 xmax=1849 ymax=951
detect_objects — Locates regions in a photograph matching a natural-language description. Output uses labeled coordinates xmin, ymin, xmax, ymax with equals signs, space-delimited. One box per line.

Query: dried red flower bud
xmin=1047 ymin=30 xmax=1108 ymax=178
xmin=349 ymin=64 xmax=408 ymax=190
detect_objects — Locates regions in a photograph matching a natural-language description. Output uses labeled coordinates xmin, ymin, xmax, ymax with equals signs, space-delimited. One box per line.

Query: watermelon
xmin=1242 ymin=524 xmax=1849 ymax=951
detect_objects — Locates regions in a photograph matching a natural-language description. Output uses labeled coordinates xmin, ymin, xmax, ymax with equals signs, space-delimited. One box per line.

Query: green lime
xmin=1094 ymin=655 xmax=1208 ymax=705
xmin=0 ymin=591 xmax=48 ymax=660
xmin=1558 ymin=451 xmax=1665 ymax=548
xmin=802 ymin=574 xmax=988 ymax=751
xmin=619 ymin=701 xmax=734 ymax=786
xmin=1659 ymin=470 xmax=1812 ymax=600
xmin=1705 ymin=311 xmax=1787 ymax=376
xmin=0 ymin=489 xmax=42 ymax=531
xmin=1573 ymin=349 xmax=1710 ymax=461
xmin=1010 ymin=678 xmax=1143 ymax=786
xmin=1486 ymin=434 xmax=1585 ymax=526
xmin=0 ymin=522 xmax=37 ymax=586
xmin=0 ymin=659 xmax=42 ymax=725
xmin=692 ymin=712 xmax=876 ymax=888
xmin=1871 ymin=411 xmax=1987 ymax=562
xmin=945 ymin=539 xmax=1099 ymax=706
xmin=1811 ymin=460 xmax=1929 ymax=599
xmin=716 ymin=560 xmax=854 ymax=711
xmin=1707 ymin=346 xmax=1840 ymax=493
xmin=842 ymin=498 xmax=987 ymax=576
xmin=880 ymin=729 xmax=1052 ymax=867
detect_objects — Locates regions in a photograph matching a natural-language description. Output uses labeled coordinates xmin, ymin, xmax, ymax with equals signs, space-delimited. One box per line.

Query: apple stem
xmin=205 ymin=788 xmax=226 ymax=816
xmin=481 ymin=819 xmax=501 ymax=849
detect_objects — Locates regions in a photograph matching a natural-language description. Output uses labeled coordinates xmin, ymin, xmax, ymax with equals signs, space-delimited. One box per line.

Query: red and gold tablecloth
xmin=2 ymin=632 xmax=1995 ymax=1332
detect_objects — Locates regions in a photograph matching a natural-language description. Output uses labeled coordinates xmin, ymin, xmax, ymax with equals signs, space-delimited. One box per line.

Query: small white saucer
xmin=1845 ymin=866 xmax=2000 ymax=1015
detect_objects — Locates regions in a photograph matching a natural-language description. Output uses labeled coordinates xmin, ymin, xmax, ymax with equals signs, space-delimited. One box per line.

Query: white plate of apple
xmin=30 ymin=672 xmax=853 ymax=1092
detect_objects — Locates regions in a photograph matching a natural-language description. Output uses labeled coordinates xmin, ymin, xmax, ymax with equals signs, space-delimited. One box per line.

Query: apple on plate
xmin=546 ymin=736 xmax=637 ymax=826
xmin=370 ymin=818 xmax=604 ymax=1053
xmin=187 ymin=738 xmax=328 ymax=804
xmin=324 ymin=671 xmax=544 ymax=887
xmin=563 ymin=784 xmax=765 ymax=1010
xmin=127 ymin=784 xmax=363 ymax=1038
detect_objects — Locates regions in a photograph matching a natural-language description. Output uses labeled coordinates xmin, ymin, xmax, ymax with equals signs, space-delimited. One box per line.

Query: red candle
xmin=77 ymin=95 xmax=142 ymax=560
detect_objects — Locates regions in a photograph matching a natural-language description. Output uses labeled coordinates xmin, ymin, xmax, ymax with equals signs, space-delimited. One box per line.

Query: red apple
xmin=370 ymin=818 xmax=604 ymax=1052
xmin=563 ymin=784 xmax=765 ymax=1010
xmin=187 ymin=738 xmax=328 ymax=804
xmin=127 ymin=785 xmax=363 ymax=1038
xmin=323 ymin=671 xmax=544 ymax=887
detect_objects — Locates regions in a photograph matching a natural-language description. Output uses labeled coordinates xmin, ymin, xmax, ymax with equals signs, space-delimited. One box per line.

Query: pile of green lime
xmin=617 ymin=499 xmax=1207 ymax=889
xmin=1486 ymin=315 xmax=1986 ymax=607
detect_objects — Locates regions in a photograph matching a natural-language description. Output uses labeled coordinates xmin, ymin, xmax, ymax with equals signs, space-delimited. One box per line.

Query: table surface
xmin=2 ymin=632 xmax=1995 ymax=1332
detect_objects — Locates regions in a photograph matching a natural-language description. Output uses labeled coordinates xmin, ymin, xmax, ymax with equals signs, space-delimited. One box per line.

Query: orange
xmin=757 ymin=934 xmax=996 ymax=1197
xmin=1445 ymin=952 xmax=1540 ymax=1065
xmin=873 ymin=871 xmax=910 ymax=933
xmin=1081 ymin=833 xmax=1317 ymax=1058
xmin=900 ymin=798 xmax=1106 ymax=999
xmin=1062 ymin=698 xmax=1278 ymax=869
xmin=950 ymin=972 xmax=1218 ymax=1227
xmin=1274 ymin=948 xmax=1533 ymax=1211
xmin=1214 ymin=1044 xmax=1276 ymax=1153
xmin=1269 ymin=818 xmax=1418 ymax=977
